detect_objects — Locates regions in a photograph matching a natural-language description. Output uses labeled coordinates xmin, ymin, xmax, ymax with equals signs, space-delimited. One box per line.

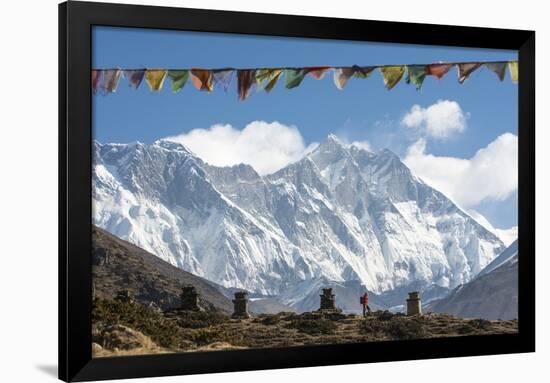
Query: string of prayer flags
xmin=406 ymin=65 xmax=427 ymax=90
xmin=213 ymin=69 xmax=234 ymax=92
xmin=380 ymin=66 xmax=405 ymax=90
xmin=237 ymin=69 xmax=257 ymax=101
xmin=285 ymin=68 xmax=309 ymax=89
xmin=255 ymin=68 xmax=283 ymax=92
xmin=509 ymin=61 xmax=519 ymax=83
xmin=101 ymin=69 xmax=122 ymax=93
xmin=426 ymin=63 xmax=453 ymax=79
xmin=91 ymin=70 xmax=103 ymax=95
xmin=145 ymin=69 xmax=167 ymax=92
xmin=123 ymin=69 xmax=146 ymax=89
xmin=485 ymin=62 xmax=507 ymax=81
xmin=333 ymin=67 xmax=357 ymax=90
xmin=167 ymin=70 xmax=189 ymax=93
xmin=190 ymin=69 xmax=214 ymax=92
xmin=457 ymin=63 xmax=482 ymax=84
xmin=93 ymin=60 xmax=519 ymax=98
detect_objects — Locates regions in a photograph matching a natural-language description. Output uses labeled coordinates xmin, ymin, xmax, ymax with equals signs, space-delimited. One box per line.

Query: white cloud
xmin=403 ymin=133 xmax=518 ymax=207
xmin=402 ymin=100 xmax=468 ymax=139
xmin=164 ymin=121 xmax=317 ymax=175
xmin=350 ymin=140 xmax=373 ymax=152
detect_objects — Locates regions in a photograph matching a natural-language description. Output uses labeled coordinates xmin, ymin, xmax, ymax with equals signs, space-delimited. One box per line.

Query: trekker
xmin=360 ymin=292 xmax=372 ymax=317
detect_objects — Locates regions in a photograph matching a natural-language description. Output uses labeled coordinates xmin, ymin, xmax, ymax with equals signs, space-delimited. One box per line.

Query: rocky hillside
xmin=92 ymin=225 xmax=233 ymax=312
xmin=92 ymin=297 xmax=518 ymax=358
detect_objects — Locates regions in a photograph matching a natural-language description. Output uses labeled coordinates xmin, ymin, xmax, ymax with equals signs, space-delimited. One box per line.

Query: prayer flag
xmin=167 ymin=70 xmax=189 ymax=93
xmin=190 ymin=69 xmax=214 ymax=92
xmin=486 ymin=62 xmax=507 ymax=81
xmin=145 ymin=69 xmax=167 ymax=92
xmin=285 ymin=68 xmax=309 ymax=89
xmin=308 ymin=67 xmax=330 ymax=80
xmin=353 ymin=66 xmax=375 ymax=79
xmin=405 ymin=65 xmax=427 ymax=90
xmin=457 ymin=63 xmax=482 ymax=84
xmin=380 ymin=66 xmax=405 ymax=90
xmin=101 ymin=69 xmax=122 ymax=93
xmin=91 ymin=70 xmax=103 ymax=95
xmin=255 ymin=69 xmax=283 ymax=92
xmin=333 ymin=67 xmax=356 ymax=90
xmin=509 ymin=61 xmax=519 ymax=83
xmin=123 ymin=69 xmax=146 ymax=89
xmin=426 ymin=63 xmax=453 ymax=79
xmin=213 ymin=69 xmax=234 ymax=92
xmin=237 ymin=70 xmax=257 ymax=101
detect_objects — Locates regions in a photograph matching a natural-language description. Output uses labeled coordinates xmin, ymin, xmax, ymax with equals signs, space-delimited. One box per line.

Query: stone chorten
xmin=232 ymin=291 xmax=250 ymax=319
xmin=318 ymin=288 xmax=341 ymax=312
xmin=180 ymin=285 xmax=201 ymax=311
xmin=406 ymin=291 xmax=422 ymax=316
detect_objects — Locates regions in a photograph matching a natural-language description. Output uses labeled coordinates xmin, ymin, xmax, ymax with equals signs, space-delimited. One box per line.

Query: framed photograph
xmin=59 ymin=1 xmax=535 ymax=381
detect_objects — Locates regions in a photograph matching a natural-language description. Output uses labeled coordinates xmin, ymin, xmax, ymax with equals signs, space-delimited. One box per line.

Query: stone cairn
xmin=180 ymin=285 xmax=201 ymax=311
xmin=318 ymin=288 xmax=342 ymax=313
xmin=406 ymin=291 xmax=422 ymax=316
xmin=232 ymin=291 xmax=250 ymax=319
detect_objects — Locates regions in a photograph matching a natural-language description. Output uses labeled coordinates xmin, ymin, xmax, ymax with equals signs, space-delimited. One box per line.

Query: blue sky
xmin=92 ymin=26 xmax=518 ymax=230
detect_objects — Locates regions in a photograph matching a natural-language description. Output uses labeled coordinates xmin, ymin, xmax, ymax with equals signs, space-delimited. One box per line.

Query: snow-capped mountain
xmin=92 ymin=135 xmax=505 ymax=304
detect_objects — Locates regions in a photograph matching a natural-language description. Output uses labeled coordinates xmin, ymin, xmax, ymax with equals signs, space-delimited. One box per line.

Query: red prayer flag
xmin=426 ymin=63 xmax=453 ymax=79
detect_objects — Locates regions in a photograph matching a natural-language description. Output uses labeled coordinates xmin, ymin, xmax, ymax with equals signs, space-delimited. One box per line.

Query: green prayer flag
xmin=406 ymin=65 xmax=427 ymax=90
xmin=380 ymin=66 xmax=405 ymax=90
xmin=284 ymin=69 xmax=308 ymax=89
xmin=167 ymin=70 xmax=189 ymax=93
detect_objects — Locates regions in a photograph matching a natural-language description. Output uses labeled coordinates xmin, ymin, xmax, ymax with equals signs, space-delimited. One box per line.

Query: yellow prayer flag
xmin=380 ymin=66 xmax=405 ymax=90
xmin=145 ymin=69 xmax=167 ymax=92
xmin=509 ymin=61 xmax=519 ymax=84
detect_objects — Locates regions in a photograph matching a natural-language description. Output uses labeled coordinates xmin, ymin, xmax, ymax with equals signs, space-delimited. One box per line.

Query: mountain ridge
xmin=92 ymin=134 xmax=505 ymax=309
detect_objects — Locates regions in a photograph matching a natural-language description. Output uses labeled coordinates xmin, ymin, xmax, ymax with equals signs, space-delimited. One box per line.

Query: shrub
xmin=287 ymin=318 xmax=337 ymax=335
xmin=92 ymin=298 xmax=181 ymax=348
xmin=453 ymin=318 xmax=493 ymax=335
xmin=188 ymin=328 xmax=246 ymax=347
xmin=259 ymin=315 xmax=280 ymax=326
xmin=468 ymin=318 xmax=492 ymax=331
xmin=361 ymin=317 xmax=427 ymax=340
xmin=169 ymin=310 xmax=229 ymax=329
xmin=386 ymin=318 xmax=427 ymax=340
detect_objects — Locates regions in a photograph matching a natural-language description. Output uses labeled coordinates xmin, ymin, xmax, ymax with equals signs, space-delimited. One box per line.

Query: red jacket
xmin=361 ymin=293 xmax=369 ymax=305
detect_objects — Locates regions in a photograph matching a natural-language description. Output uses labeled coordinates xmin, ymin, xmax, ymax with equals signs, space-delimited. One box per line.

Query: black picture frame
xmin=59 ymin=1 xmax=535 ymax=381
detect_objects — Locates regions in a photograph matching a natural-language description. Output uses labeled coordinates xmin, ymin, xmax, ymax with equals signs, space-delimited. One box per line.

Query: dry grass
xmin=93 ymin=300 xmax=518 ymax=357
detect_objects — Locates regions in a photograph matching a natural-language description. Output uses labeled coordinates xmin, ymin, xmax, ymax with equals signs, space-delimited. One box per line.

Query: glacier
xmin=92 ymin=134 xmax=506 ymax=305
